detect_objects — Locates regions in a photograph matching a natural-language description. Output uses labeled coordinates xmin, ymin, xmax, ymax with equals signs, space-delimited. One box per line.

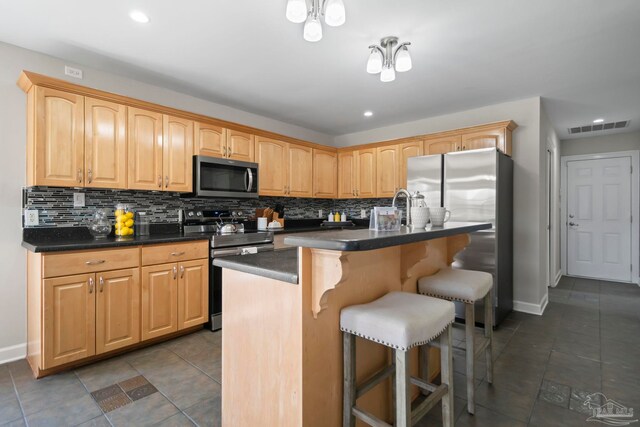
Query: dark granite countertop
xmin=213 ymin=248 xmax=298 ymax=284
xmin=283 ymin=222 xmax=492 ymax=251
xmin=22 ymin=225 xmax=210 ymax=253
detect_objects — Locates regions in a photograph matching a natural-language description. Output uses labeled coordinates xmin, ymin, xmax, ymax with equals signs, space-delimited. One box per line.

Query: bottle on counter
xmin=340 ymin=212 xmax=347 ymax=222
xmin=334 ymin=211 xmax=340 ymax=222
xmin=328 ymin=211 xmax=334 ymax=222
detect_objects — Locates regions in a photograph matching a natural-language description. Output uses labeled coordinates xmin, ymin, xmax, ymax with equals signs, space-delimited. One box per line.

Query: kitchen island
xmin=216 ymin=222 xmax=491 ymax=427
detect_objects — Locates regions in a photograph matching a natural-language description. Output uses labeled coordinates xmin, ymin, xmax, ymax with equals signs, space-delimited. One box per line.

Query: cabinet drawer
xmin=43 ymin=247 xmax=140 ymax=279
xmin=142 ymin=241 xmax=208 ymax=266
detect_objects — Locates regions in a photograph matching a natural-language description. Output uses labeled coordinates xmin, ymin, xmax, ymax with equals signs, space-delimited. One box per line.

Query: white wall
xmin=334 ymin=98 xmax=548 ymax=313
xmin=0 ymin=41 xmax=332 ymax=362
xmin=561 ymin=131 xmax=640 ymax=156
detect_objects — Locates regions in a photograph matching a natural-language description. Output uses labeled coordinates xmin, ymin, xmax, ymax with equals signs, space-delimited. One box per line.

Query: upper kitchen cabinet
xmin=84 ymin=98 xmax=127 ymax=189
xmin=337 ymin=151 xmax=357 ymax=199
xmin=162 ymin=115 xmax=193 ymax=192
xmin=461 ymin=127 xmax=507 ymax=152
xmin=356 ymin=148 xmax=377 ymax=198
xmin=425 ymin=135 xmax=461 ymax=155
xmin=226 ymin=129 xmax=255 ymax=162
xmin=128 ymin=107 xmax=163 ymax=191
xmin=255 ymin=136 xmax=288 ymax=196
xmin=194 ymin=122 xmax=226 ymax=158
xmin=287 ymin=144 xmax=313 ymax=198
xmin=28 ymin=87 xmax=84 ymax=187
xmin=313 ymin=149 xmax=337 ymax=199
xmin=399 ymin=140 xmax=424 ymax=188
xmin=376 ymin=145 xmax=400 ymax=198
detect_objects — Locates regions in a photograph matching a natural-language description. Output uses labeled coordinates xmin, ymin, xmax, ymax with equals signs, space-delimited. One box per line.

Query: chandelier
xmin=286 ymin=0 xmax=346 ymax=42
xmin=367 ymin=37 xmax=412 ymax=82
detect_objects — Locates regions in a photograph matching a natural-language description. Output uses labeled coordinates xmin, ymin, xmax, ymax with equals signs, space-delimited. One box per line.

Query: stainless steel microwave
xmin=187 ymin=156 xmax=259 ymax=199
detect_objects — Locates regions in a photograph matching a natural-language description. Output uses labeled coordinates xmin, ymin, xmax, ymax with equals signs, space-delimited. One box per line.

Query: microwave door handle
xmin=246 ymin=168 xmax=253 ymax=192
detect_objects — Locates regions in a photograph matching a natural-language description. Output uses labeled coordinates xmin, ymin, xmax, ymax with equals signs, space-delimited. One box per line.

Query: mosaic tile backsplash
xmin=23 ymin=187 xmax=394 ymax=228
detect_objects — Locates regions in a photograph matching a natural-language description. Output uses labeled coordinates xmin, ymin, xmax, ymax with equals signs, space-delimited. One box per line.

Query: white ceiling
xmin=0 ymin=0 xmax=639 ymax=140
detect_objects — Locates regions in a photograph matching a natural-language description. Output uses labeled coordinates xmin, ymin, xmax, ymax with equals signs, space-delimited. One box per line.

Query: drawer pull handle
xmin=85 ymin=260 xmax=106 ymax=265
xmin=173 ymin=266 xmax=177 ymax=279
xmin=180 ymin=265 xmax=185 ymax=278
xmin=171 ymin=252 xmax=185 ymax=257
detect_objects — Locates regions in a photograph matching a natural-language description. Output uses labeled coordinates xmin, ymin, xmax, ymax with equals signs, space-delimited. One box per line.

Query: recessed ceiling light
xmin=593 ymin=118 xmax=604 ymax=124
xmin=129 ymin=10 xmax=150 ymax=24
xmin=363 ymin=111 xmax=373 ymax=117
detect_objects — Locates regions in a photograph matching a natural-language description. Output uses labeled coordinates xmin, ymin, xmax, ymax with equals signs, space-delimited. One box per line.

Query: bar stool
xmin=418 ymin=268 xmax=494 ymax=414
xmin=340 ymin=291 xmax=455 ymax=427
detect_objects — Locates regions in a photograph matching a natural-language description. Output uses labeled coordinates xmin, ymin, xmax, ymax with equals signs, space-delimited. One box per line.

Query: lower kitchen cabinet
xmin=27 ymin=241 xmax=209 ymax=378
xmin=142 ymin=263 xmax=179 ymax=340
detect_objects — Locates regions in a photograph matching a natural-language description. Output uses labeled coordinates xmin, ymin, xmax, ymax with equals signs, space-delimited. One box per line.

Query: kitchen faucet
xmin=392 ymin=188 xmax=412 ymax=227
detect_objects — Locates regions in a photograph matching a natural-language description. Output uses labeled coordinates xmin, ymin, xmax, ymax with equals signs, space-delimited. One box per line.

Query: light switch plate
xmin=361 ymin=209 xmax=367 ymax=218
xmin=73 ymin=192 xmax=85 ymax=207
xmin=24 ymin=209 xmax=39 ymax=226
xmin=318 ymin=209 xmax=323 ymax=218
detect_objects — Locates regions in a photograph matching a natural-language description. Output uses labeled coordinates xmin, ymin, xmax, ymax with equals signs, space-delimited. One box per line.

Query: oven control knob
xmin=188 ymin=211 xmax=194 ymax=217
xmin=196 ymin=211 xmax=202 ymax=217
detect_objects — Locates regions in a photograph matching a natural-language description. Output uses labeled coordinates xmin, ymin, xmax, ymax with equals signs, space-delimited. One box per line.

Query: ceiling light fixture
xmin=286 ymin=0 xmax=345 ymax=42
xmin=364 ymin=111 xmax=373 ymax=117
xmin=367 ymin=37 xmax=412 ymax=82
xmin=129 ymin=10 xmax=150 ymax=24
xmin=593 ymin=118 xmax=605 ymax=123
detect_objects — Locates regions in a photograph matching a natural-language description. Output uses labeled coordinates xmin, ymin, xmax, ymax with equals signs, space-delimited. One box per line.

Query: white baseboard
xmin=513 ymin=293 xmax=549 ymax=316
xmin=0 ymin=343 xmax=26 ymax=365
xmin=554 ymin=270 xmax=562 ymax=287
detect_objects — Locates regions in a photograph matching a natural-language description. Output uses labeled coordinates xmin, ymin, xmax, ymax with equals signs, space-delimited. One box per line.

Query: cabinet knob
xmin=157 ymin=175 xmax=162 ymax=188
xmin=173 ymin=266 xmax=177 ymax=279
xmin=165 ymin=175 xmax=169 ymax=188
xmin=99 ymin=276 xmax=104 ymax=292
xmin=77 ymin=169 xmax=83 ymax=183
xmin=180 ymin=265 xmax=185 ymax=278
xmin=88 ymin=277 xmax=94 ymax=293
xmin=88 ymin=168 xmax=93 ymax=184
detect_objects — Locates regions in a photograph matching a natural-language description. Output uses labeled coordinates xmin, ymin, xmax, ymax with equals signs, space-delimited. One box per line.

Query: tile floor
xmin=1 ymin=276 xmax=638 ymax=426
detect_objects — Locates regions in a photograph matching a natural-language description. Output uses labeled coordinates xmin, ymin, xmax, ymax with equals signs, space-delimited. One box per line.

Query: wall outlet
xmin=24 ymin=209 xmax=39 ymax=226
xmin=361 ymin=209 xmax=368 ymax=218
xmin=64 ymin=65 xmax=83 ymax=79
xmin=318 ymin=209 xmax=323 ymax=218
xmin=73 ymin=192 xmax=85 ymax=207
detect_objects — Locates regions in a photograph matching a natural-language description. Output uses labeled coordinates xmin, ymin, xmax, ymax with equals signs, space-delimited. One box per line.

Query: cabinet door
xmin=287 ymin=144 xmax=313 ymax=198
xmin=425 ymin=135 xmax=461 ymax=155
xmin=85 ymin=98 xmax=127 ymax=189
xmin=227 ymin=129 xmax=255 ymax=162
xmin=33 ymin=87 xmax=84 ymax=187
xmin=337 ymin=151 xmax=357 ymax=199
xmin=356 ymin=149 xmax=377 ymax=198
xmin=142 ymin=263 xmax=178 ymax=340
xmin=195 ymin=122 xmax=225 ymax=158
xmin=163 ymin=115 xmax=193 ymax=192
xmin=399 ymin=141 xmax=424 ymax=188
xmin=255 ymin=137 xmax=288 ymax=196
xmin=177 ymin=259 xmax=208 ymax=330
xmin=376 ymin=145 xmax=400 ymax=198
xmin=461 ymin=128 xmax=505 ymax=151
xmin=128 ymin=107 xmax=163 ymax=190
xmin=313 ymin=149 xmax=337 ymax=198
xmin=43 ymin=273 xmax=95 ymax=369
xmin=96 ymin=268 xmax=140 ymax=354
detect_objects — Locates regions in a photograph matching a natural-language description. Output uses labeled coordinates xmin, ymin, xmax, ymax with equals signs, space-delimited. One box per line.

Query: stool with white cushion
xmin=340 ymin=291 xmax=455 ymax=427
xmin=418 ymin=268 xmax=494 ymax=414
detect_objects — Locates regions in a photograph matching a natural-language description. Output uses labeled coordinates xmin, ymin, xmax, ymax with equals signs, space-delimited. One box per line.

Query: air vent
xmin=568 ymin=120 xmax=630 ymax=135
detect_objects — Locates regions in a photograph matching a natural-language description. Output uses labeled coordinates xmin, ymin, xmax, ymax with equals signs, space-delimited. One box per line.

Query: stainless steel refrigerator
xmin=407 ymin=148 xmax=513 ymax=326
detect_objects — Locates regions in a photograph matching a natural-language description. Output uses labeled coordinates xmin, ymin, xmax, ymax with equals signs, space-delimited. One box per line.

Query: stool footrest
xmin=356 ymin=364 xmax=395 ymax=399
xmin=411 ymin=384 xmax=449 ymax=426
xmin=474 ymin=336 xmax=490 ymax=358
xmin=409 ymin=376 xmax=437 ymax=393
xmin=352 ymin=406 xmax=392 ymax=427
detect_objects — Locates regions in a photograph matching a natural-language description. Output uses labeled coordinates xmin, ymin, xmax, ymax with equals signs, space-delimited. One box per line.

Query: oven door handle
xmin=245 ymin=168 xmax=253 ymax=192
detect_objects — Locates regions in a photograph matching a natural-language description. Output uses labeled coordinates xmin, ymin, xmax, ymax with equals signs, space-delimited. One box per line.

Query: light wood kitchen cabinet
xmin=399 ymin=140 xmax=424 ymax=188
xmin=43 ymin=273 xmax=96 ymax=369
xmin=95 ymin=268 xmax=140 ymax=354
xmin=461 ymin=128 xmax=506 ymax=152
xmin=128 ymin=107 xmax=163 ymax=191
xmin=287 ymin=144 xmax=313 ymax=198
xmin=313 ymin=149 xmax=337 ymax=198
xmin=256 ymin=136 xmax=288 ymax=196
xmin=226 ymin=129 xmax=255 ymax=162
xmin=163 ymin=115 xmax=193 ymax=192
xmin=141 ymin=263 xmax=178 ymax=340
xmin=425 ymin=135 xmax=462 ymax=155
xmin=29 ymin=87 xmax=85 ymax=187
xmin=195 ymin=122 xmax=226 ymax=158
xmin=376 ymin=145 xmax=400 ymax=198
xmin=356 ymin=148 xmax=377 ymax=198
xmin=338 ymin=151 xmax=357 ymax=198
xmin=178 ymin=259 xmax=208 ymax=330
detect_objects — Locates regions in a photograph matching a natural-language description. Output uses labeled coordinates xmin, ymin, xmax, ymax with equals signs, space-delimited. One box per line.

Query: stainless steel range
xmin=182 ymin=209 xmax=274 ymax=331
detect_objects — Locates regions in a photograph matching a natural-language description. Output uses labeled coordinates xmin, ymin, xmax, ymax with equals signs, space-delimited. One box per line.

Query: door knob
xmin=569 ymin=214 xmax=575 ymax=218
xmin=569 ymin=222 xmax=579 ymax=226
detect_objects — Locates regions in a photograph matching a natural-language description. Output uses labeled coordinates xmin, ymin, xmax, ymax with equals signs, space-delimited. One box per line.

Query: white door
xmin=567 ymin=156 xmax=632 ymax=281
